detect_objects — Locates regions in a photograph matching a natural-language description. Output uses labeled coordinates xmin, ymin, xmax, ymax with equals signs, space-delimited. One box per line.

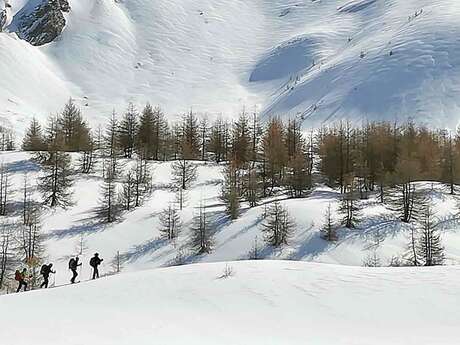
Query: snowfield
xmin=2 ymin=151 xmax=460 ymax=289
xmin=2 ymin=1 xmax=460 ymax=342
xmin=2 ymin=0 xmax=460 ymax=133
xmin=1 ymin=260 xmax=459 ymax=345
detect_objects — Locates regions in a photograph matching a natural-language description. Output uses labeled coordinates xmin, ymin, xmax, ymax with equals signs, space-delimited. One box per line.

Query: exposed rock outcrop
xmin=0 ymin=10 xmax=6 ymax=31
xmin=14 ymin=0 xmax=71 ymax=46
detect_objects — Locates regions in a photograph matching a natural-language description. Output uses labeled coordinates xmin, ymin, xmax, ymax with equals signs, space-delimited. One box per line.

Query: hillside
xmin=1 ymin=260 xmax=459 ymax=345
xmin=1 ymin=0 xmax=460 ymax=134
xmin=1 ymin=151 xmax=460 ymax=289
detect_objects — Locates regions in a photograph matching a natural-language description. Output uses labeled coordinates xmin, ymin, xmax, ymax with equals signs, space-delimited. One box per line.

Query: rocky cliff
xmin=13 ymin=0 xmax=70 ymax=46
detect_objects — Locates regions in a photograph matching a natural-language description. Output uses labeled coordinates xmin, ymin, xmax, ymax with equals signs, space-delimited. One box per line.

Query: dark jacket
xmin=69 ymin=258 xmax=81 ymax=271
xmin=40 ymin=264 xmax=55 ymax=277
xmin=90 ymin=256 xmax=103 ymax=268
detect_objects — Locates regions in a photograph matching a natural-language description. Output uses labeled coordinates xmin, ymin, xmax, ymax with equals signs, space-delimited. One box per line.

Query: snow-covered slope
xmin=1 ymin=260 xmax=459 ymax=345
xmin=2 ymin=151 xmax=460 ymax=289
xmin=1 ymin=0 xmax=460 ymax=134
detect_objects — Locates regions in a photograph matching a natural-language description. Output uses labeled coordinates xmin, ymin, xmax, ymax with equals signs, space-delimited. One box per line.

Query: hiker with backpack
xmin=69 ymin=256 xmax=82 ymax=284
xmin=15 ymin=268 xmax=28 ymax=293
xmin=90 ymin=253 xmax=103 ymax=280
xmin=40 ymin=263 xmax=56 ymax=288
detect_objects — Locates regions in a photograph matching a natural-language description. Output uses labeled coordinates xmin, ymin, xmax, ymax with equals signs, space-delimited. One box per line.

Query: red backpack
xmin=15 ymin=270 xmax=22 ymax=281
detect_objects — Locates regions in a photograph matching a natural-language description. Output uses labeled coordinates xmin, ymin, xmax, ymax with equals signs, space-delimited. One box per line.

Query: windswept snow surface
xmin=1 ymin=0 xmax=460 ymax=133
xmin=1 ymin=260 xmax=460 ymax=345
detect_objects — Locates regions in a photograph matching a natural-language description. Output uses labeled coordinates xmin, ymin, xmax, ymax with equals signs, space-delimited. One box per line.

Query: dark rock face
xmin=14 ymin=0 xmax=71 ymax=46
xmin=59 ymin=0 xmax=70 ymax=13
xmin=0 ymin=10 xmax=6 ymax=32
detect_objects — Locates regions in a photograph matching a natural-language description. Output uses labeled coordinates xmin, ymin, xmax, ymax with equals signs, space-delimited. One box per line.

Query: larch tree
xmin=22 ymin=117 xmax=45 ymax=151
xmin=39 ymin=150 xmax=74 ymax=208
xmin=261 ymin=201 xmax=295 ymax=247
xmin=79 ymin=133 xmax=96 ymax=174
xmin=0 ymin=127 xmax=15 ymax=151
xmin=171 ymin=159 xmax=197 ymax=190
xmin=189 ymin=201 xmax=214 ymax=254
xmin=74 ymin=233 xmax=89 ymax=257
xmin=170 ymin=123 xmax=183 ymax=160
xmin=0 ymin=162 xmax=10 ymax=216
xmin=174 ymin=186 xmax=188 ymax=211
xmin=120 ymin=170 xmax=135 ymax=211
xmin=158 ymin=204 xmax=181 ymax=241
xmin=245 ymin=168 xmax=261 ymax=208
xmin=318 ymin=122 xmax=356 ymax=192
xmin=152 ymin=106 xmax=169 ymax=160
xmin=321 ymin=203 xmax=337 ymax=241
xmin=16 ymin=207 xmax=44 ymax=289
xmin=388 ymin=153 xmax=424 ymax=223
xmin=137 ymin=103 xmax=156 ymax=159
xmin=98 ymin=167 xmax=119 ymax=223
xmin=338 ymin=177 xmax=361 ymax=229
xmin=137 ymin=104 xmax=168 ymax=160
xmin=110 ymin=250 xmax=124 ymax=275
xmin=261 ymin=118 xmax=288 ymax=193
xmin=0 ymin=221 xmax=14 ymax=289
xmin=416 ymin=205 xmax=445 ymax=266
xmin=285 ymin=118 xmax=303 ymax=159
xmin=104 ymin=111 xmax=120 ymax=178
xmin=181 ymin=110 xmax=201 ymax=159
xmin=250 ymin=109 xmax=262 ymax=164
xmin=285 ymin=149 xmax=312 ymax=198
xmin=221 ymin=161 xmax=241 ymax=220
xmin=58 ymin=99 xmax=91 ymax=151
xmin=132 ymin=159 xmax=152 ymax=208
xmin=208 ymin=118 xmax=227 ymax=163
xmin=199 ymin=116 xmax=209 ymax=161
xmin=439 ymin=133 xmax=460 ymax=195
xmin=118 ymin=103 xmax=138 ymax=158
xmin=42 ymin=115 xmax=65 ymax=159
xmin=231 ymin=111 xmax=252 ymax=167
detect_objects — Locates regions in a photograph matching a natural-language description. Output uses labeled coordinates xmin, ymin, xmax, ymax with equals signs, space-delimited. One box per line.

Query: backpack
xmin=15 ymin=270 xmax=22 ymax=281
xmin=40 ymin=265 xmax=46 ymax=275
xmin=68 ymin=258 xmax=76 ymax=270
xmin=89 ymin=257 xmax=96 ymax=268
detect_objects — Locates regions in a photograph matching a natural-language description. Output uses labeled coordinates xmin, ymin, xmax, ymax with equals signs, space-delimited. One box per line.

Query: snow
xmin=1 ymin=0 xmax=460 ymax=134
xmin=249 ymin=36 xmax=318 ymax=82
xmin=2 ymin=151 xmax=460 ymax=290
xmin=1 ymin=260 xmax=459 ymax=345
xmin=337 ymin=0 xmax=378 ymax=14
xmin=2 ymin=1 xmax=460 ymax=340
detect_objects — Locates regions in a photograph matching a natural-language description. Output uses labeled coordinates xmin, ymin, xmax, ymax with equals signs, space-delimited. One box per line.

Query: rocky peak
xmin=0 ymin=0 xmax=8 ymax=32
xmin=0 ymin=10 xmax=6 ymax=31
xmin=12 ymin=0 xmax=71 ymax=46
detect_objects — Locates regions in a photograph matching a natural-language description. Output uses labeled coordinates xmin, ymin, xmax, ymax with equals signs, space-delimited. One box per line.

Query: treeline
xmin=316 ymin=122 xmax=459 ymax=230
xmin=2 ymin=99 xmax=314 ymax=274
xmin=21 ymin=99 xmax=314 ymax=212
xmin=1 ymin=100 xmax=454 ymax=278
xmin=316 ymin=122 xmax=455 ymax=267
xmin=22 ymin=99 xmax=312 ymax=169
xmin=318 ymin=121 xmax=458 ymax=196
xmin=20 ymin=100 xmax=460 ymax=227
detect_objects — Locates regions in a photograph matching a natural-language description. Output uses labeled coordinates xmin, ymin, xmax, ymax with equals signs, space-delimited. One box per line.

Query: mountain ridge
xmin=0 ymin=0 xmax=459 ymax=134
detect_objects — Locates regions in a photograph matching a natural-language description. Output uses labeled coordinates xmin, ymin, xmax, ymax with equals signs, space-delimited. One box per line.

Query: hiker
xmin=69 ymin=256 xmax=82 ymax=284
xmin=40 ymin=263 xmax=56 ymax=289
xmin=15 ymin=268 xmax=28 ymax=293
xmin=90 ymin=253 xmax=103 ymax=280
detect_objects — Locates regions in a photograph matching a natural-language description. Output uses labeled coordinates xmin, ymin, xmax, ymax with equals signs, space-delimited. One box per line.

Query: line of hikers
xmin=15 ymin=253 xmax=103 ymax=293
